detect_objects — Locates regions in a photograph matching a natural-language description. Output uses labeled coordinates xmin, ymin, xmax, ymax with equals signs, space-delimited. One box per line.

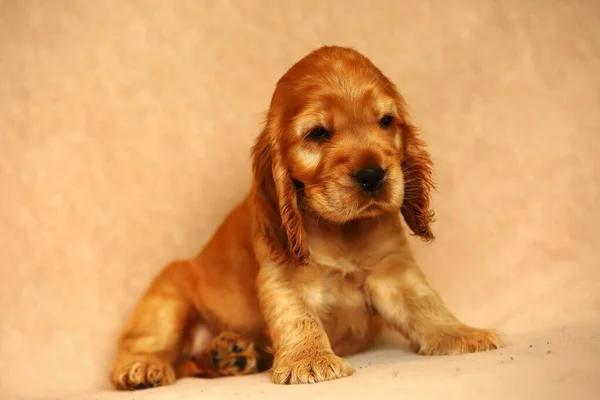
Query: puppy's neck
xmin=300 ymin=210 xmax=409 ymax=274
xmin=302 ymin=211 xmax=401 ymax=241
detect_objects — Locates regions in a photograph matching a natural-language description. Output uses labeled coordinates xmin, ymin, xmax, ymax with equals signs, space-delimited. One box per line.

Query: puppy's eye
xmin=306 ymin=126 xmax=330 ymax=140
xmin=379 ymin=115 xmax=395 ymax=130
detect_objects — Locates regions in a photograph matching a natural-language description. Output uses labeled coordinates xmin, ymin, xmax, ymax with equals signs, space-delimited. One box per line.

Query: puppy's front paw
xmin=111 ymin=355 xmax=176 ymax=390
xmin=271 ymin=350 xmax=354 ymax=384
xmin=418 ymin=324 xmax=503 ymax=355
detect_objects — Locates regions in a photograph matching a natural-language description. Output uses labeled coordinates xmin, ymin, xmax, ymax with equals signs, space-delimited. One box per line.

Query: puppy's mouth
xmin=364 ymin=203 xmax=379 ymax=212
xmin=359 ymin=200 xmax=396 ymax=215
xmin=293 ymin=177 xmax=401 ymax=220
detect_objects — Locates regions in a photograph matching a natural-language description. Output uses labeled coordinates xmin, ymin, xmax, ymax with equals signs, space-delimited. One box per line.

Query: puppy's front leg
xmin=258 ymin=262 xmax=354 ymax=384
xmin=365 ymin=258 xmax=503 ymax=355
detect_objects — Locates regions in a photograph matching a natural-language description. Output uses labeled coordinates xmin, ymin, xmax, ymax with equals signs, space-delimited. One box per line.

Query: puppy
xmin=110 ymin=46 xmax=502 ymax=390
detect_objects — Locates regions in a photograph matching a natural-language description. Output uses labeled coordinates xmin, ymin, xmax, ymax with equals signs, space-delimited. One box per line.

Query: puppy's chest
xmin=301 ymin=270 xmax=367 ymax=317
xmin=299 ymin=249 xmax=368 ymax=316
xmin=299 ymin=231 xmax=384 ymax=318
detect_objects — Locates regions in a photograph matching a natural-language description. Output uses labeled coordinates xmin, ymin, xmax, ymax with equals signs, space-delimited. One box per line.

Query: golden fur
xmin=109 ymin=46 xmax=503 ymax=390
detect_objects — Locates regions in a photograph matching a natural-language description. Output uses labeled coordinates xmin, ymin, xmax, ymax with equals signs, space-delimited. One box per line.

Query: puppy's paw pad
xmin=206 ymin=330 xmax=260 ymax=376
xmin=272 ymin=351 xmax=354 ymax=384
xmin=419 ymin=325 xmax=503 ymax=355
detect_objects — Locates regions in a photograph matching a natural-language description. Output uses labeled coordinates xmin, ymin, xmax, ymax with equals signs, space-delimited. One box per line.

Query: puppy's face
xmin=273 ymin=51 xmax=407 ymax=223
xmin=253 ymin=47 xmax=434 ymax=264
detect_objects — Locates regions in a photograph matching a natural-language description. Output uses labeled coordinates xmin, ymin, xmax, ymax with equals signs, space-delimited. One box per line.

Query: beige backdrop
xmin=1 ymin=1 xmax=600 ymax=399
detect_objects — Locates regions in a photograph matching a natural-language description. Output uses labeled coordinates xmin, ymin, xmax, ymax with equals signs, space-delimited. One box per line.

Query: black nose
xmin=233 ymin=357 xmax=247 ymax=370
xmin=353 ymin=166 xmax=386 ymax=193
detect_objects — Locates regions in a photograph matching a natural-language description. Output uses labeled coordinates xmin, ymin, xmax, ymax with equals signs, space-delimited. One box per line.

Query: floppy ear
xmin=400 ymin=122 xmax=436 ymax=241
xmin=250 ymin=122 xmax=309 ymax=265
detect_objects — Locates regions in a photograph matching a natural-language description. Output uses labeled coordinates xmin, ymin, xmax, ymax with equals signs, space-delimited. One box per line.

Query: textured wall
xmin=1 ymin=0 xmax=599 ymax=398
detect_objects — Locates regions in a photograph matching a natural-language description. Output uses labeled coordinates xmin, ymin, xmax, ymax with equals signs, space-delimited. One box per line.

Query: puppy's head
xmin=252 ymin=46 xmax=434 ymax=265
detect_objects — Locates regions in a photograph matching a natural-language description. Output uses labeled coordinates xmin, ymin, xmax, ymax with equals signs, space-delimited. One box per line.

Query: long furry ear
xmin=400 ymin=122 xmax=436 ymax=241
xmin=251 ymin=124 xmax=309 ymax=265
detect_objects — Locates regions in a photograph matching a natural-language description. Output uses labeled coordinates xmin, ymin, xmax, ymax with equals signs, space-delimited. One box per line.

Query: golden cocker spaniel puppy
xmin=110 ymin=46 xmax=502 ymax=390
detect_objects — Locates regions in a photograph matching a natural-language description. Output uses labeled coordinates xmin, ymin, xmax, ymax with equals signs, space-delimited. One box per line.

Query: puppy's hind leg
xmin=110 ymin=260 xmax=198 ymax=390
xmin=176 ymin=331 xmax=272 ymax=379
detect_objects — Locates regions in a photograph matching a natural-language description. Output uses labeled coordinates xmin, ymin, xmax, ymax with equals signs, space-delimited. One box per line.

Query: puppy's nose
xmin=353 ymin=166 xmax=386 ymax=193
xmin=233 ymin=357 xmax=247 ymax=370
